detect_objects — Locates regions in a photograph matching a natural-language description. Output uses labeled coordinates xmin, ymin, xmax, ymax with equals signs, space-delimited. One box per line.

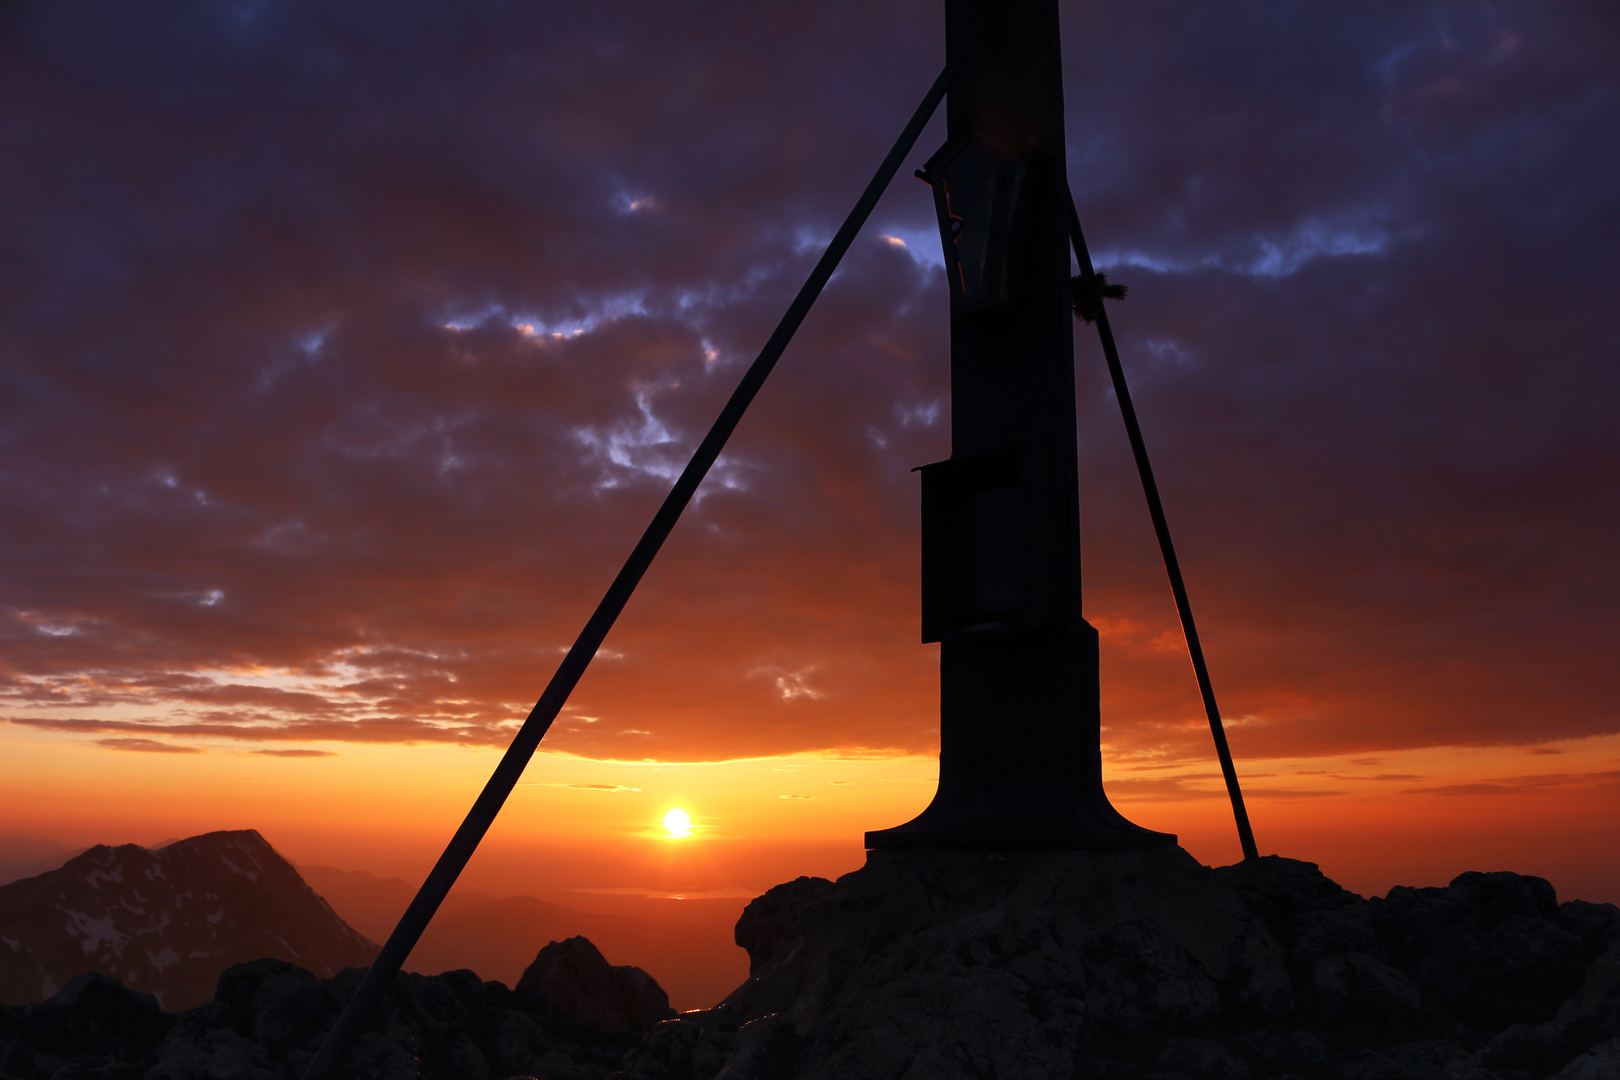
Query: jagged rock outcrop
xmin=509 ymin=936 xmax=675 ymax=1034
xmin=0 ymin=940 xmax=676 ymax=1080
xmin=611 ymin=848 xmax=1620 ymax=1080
xmin=0 ymin=831 xmax=378 ymax=1011
xmin=0 ymin=972 xmax=174 ymax=1078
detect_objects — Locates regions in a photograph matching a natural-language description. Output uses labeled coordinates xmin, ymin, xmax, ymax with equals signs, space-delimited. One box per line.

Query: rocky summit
xmin=3 ymin=846 xmax=1619 ymax=1079
xmin=0 ymin=830 xmax=377 ymax=1011
xmin=619 ymin=848 xmax=1620 ymax=1080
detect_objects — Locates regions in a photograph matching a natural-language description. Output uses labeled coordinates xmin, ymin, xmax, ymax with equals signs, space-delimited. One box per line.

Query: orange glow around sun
xmin=661 ymin=807 xmax=693 ymax=838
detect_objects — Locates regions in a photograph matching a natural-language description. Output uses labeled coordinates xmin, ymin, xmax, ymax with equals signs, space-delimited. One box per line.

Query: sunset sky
xmin=2 ymin=1 xmax=1618 ymax=914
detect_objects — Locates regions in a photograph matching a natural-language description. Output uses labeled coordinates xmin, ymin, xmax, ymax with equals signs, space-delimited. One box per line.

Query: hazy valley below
xmin=298 ymin=863 xmax=747 ymax=1010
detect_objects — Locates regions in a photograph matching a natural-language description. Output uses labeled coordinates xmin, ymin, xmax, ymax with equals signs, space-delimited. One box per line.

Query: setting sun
xmin=661 ymin=808 xmax=693 ymax=838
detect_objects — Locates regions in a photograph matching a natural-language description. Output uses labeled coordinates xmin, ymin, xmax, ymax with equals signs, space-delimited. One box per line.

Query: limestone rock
xmin=17 ymin=933 xmax=673 ymax=1080
xmin=1481 ymin=1022 xmax=1573 ymax=1075
xmin=614 ymin=1016 xmax=738 ymax=1080
xmin=514 ymin=937 xmax=675 ymax=1034
xmin=1557 ymin=934 xmax=1620 ymax=1049
xmin=692 ymin=845 xmax=1292 ymax=1079
xmin=1308 ymin=952 xmax=1422 ymax=1034
xmin=1554 ymin=1036 xmax=1620 ymax=1080
xmin=1153 ymin=1036 xmax=1252 ymax=1079
xmin=0 ymin=972 xmax=172 ymax=1079
xmin=620 ymin=851 xmax=1620 ymax=1080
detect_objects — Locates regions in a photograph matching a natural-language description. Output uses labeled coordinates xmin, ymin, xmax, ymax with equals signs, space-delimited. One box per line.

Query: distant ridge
xmin=0 ymin=837 xmax=85 ymax=886
xmin=0 ymin=829 xmax=377 ymax=1009
xmin=301 ymin=863 xmax=748 ymax=1010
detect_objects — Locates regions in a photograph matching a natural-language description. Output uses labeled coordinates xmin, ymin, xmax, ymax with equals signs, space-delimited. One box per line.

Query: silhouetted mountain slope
xmin=0 ymin=838 xmax=84 ymax=888
xmin=293 ymin=864 xmax=495 ymax=940
xmin=0 ymin=830 xmax=376 ymax=1010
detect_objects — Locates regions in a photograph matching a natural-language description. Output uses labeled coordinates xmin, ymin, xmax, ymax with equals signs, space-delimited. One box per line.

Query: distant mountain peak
xmin=0 ymin=829 xmax=376 ymax=1010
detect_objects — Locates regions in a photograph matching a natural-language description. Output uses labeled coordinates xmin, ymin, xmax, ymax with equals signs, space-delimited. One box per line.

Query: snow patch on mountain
xmin=0 ymin=829 xmax=377 ymax=1009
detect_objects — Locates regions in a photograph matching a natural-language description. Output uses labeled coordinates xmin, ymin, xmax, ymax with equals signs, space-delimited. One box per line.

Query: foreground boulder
xmin=612 ymin=847 xmax=1620 ymax=1080
xmin=511 ymin=936 xmax=675 ymax=1034
xmin=0 ymin=972 xmax=173 ymax=1078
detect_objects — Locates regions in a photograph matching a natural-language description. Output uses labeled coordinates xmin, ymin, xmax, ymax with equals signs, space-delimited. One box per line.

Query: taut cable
xmin=1066 ymin=193 xmax=1261 ymax=862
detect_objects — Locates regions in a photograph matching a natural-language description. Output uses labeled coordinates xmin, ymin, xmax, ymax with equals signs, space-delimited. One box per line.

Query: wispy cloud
xmin=10 ymin=716 xmax=504 ymax=747
xmin=0 ymin=0 xmax=1614 ymax=779
xmin=1404 ymin=771 xmax=1620 ymax=797
xmin=95 ymin=738 xmax=204 ymax=754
